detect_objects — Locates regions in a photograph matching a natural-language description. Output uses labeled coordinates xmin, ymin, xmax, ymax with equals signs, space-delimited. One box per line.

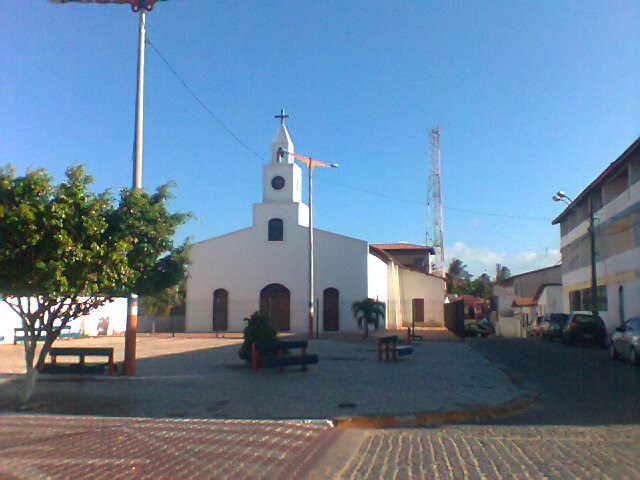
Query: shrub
xmin=238 ymin=311 xmax=278 ymax=362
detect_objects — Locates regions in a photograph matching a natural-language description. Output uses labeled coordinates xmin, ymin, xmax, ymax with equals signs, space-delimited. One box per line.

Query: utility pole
xmin=123 ymin=9 xmax=146 ymax=376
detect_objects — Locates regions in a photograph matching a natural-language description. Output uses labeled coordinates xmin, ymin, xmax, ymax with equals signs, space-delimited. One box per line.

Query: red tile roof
xmin=370 ymin=243 xmax=436 ymax=254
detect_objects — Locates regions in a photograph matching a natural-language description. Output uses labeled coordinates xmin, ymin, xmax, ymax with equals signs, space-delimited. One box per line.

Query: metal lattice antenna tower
xmin=426 ymin=127 xmax=445 ymax=276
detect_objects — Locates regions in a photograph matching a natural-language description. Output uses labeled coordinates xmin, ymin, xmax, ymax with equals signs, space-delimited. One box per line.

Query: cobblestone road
xmin=0 ymin=415 xmax=337 ymax=480
xmin=335 ymin=425 xmax=640 ymax=480
xmin=4 ymin=416 xmax=639 ymax=479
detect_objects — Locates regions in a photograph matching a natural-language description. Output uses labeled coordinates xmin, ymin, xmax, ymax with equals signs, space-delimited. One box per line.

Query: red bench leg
xmin=251 ymin=343 xmax=259 ymax=371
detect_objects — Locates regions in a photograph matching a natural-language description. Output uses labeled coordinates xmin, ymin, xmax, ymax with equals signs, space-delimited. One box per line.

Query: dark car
xmin=562 ymin=311 xmax=607 ymax=347
xmin=540 ymin=313 xmax=569 ymax=340
xmin=609 ymin=317 xmax=640 ymax=365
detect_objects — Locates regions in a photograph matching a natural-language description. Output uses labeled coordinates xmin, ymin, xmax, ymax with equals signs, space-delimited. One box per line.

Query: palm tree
xmin=352 ymin=298 xmax=386 ymax=338
xmin=446 ymin=258 xmax=471 ymax=294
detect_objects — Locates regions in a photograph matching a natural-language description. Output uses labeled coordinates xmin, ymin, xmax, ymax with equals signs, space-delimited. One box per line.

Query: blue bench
xmin=251 ymin=340 xmax=319 ymax=371
xmin=13 ymin=325 xmax=73 ymax=344
xmin=377 ymin=335 xmax=413 ymax=361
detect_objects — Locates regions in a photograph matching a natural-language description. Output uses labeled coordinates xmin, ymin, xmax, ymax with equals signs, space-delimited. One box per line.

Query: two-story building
xmin=552 ymin=137 xmax=640 ymax=331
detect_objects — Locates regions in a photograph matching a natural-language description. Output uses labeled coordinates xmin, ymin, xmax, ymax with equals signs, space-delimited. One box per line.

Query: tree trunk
xmin=21 ymin=366 xmax=39 ymax=406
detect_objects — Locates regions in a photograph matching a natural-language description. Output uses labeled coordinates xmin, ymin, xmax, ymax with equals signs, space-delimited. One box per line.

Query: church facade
xmin=185 ymin=119 xmax=445 ymax=334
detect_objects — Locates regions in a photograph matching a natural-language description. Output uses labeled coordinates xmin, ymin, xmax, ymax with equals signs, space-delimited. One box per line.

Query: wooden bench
xmin=251 ymin=340 xmax=319 ymax=372
xmin=40 ymin=347 xmax=116 ymax=375
xmin=377 ymin=335 xmax=413 ymax=361
xmin=13 ymin=325 xmax=72 ymax=344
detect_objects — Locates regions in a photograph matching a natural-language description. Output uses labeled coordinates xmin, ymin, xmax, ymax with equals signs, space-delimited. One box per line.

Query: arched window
xmin=268 ymin=218 xmax=283 ymax=241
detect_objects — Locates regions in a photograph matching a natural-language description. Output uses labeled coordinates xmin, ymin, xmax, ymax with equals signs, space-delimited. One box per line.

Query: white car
xmin=609 ymin=317 xmax=640 ymax=365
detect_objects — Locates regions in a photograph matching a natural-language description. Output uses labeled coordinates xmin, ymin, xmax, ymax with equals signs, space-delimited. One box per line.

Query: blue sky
xmin=2 ymin=1 xmax=639 ymax=276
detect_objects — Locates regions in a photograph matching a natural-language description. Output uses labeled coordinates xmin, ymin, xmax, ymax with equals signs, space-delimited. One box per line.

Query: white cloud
xmin=445 ymin=242 xmax=561 ymax=277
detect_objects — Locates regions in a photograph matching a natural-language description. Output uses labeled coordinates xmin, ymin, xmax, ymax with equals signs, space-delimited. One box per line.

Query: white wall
xmin=537 ymin=285 xmax=563 ymax=316
xmin=186 ymin=225 xmax=369 ymax=334
xmin=0 ymin=298 xmax=127 ymax=344
xmin=394 ymin=269 xmax=445 ymax=328
xmin=367 ymin=254 xmax=388 ymax=302
xmin=496 ymin=316 xmax=528 ymax=338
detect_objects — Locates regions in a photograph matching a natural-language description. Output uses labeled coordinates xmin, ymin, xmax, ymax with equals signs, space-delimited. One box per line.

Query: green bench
xmin=251 ymin=340 xmax=319 ymax=371
xmin=40 ymin=347 xmax=117 ymax=375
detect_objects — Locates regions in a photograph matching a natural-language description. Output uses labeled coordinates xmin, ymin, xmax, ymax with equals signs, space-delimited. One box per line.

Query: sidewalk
xmin=0 ymin=329 xmax=527 ymax=423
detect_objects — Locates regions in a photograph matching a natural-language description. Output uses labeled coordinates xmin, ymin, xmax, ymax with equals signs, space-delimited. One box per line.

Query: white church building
xmin=186 ymin=118 xmax=445 ymax=334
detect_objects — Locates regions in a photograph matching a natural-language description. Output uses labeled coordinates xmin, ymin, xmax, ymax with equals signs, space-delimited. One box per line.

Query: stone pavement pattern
xmin=0 ymin=414 xmax=337 ymax=480
xmin=330 ymin=425 xmax=640 ymax=480
xmin=0 ymin=332 xmax=524 ymax=420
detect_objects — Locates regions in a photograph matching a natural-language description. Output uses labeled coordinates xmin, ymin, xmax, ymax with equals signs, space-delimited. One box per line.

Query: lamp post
xmin=284 ymin=150 xmax=338 ymax=339
xmin=52 ymin=0 xmax=164 ymax=375
xmin=553 ymin=191 xmax=598 ymax=317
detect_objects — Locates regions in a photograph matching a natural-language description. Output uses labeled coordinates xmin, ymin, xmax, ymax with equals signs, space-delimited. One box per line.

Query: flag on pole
xmin=288 ymin=152 xmax=333 ymax=169
xmin=49 ymin=0 xmax=165 ymax=12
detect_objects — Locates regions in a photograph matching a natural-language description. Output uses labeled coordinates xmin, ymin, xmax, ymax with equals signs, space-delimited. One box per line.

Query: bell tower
xmin=263 ymin=109 xmax=303 ymax=204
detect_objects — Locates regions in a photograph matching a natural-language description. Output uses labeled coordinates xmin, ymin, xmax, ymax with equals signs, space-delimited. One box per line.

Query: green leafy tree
xmin=0 ymin=165 xmax=190 ymax=403
xmin=238 ymin=311 xmax=278 ymax=362
xmin=470 ymin=273 xmax=493 ymax=299
xmin=496 ymin=265 xmax=512 ymax=284
xmin=139 ymin=279 xmax=187 ymax=318
xmin=352 ymin=298 xmax=385 ymax=338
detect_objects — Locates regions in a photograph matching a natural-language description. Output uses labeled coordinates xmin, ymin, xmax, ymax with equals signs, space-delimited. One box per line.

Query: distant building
xmin=492 ymin=265 xmax=562 ymax=338
xmin=185 ymin=118 xmax=445 ymax=334
xmin=552 ymin=137 xmax=640 ymax=331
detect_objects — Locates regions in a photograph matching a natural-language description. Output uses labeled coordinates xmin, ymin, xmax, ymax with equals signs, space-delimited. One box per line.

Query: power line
xmin=146 ymin=37 xmax=266 ymax=163
xmin=317 ymin=177 xmax=551 ymax=221
xmin=147 ymin=38 xmax=552 ymax=224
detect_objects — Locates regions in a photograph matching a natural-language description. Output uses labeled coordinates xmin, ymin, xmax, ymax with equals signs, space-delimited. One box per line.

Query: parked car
xmin=562 ymin=311 xmax=608 ymax=347
xmin=609 ymin=317 xmax=640 ymax=365
xmin=464 ymin=317 xmax=493 ymax=337
xmin=528 ymin=316 xmax=544 ymax=337
xmin=540 ymin=313 xmax=569 ymax=340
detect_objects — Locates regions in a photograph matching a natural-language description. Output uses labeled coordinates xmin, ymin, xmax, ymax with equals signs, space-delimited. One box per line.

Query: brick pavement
xmin=0 ymin=415 xmax=338 ymax=480
xmin=332 ymin=425 xmax=640 ymax=480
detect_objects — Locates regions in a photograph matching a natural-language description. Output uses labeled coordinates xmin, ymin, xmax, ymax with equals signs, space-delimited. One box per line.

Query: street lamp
xmin=51 ymin=0 xmax=165 ymax=375
xmin=281 ymin=149 xmax=338 ymax=339
xmin=552 ymin=191 xmax=574 ymax=205
xmin=553 ymin=190 xmax=598 ymax=317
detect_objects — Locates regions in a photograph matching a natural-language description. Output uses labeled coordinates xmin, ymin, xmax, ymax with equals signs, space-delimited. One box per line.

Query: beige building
xmin=492 ymin=265 xmax=562 ymax=338
xmin=552 ymin=137 xmax=640 ymax=331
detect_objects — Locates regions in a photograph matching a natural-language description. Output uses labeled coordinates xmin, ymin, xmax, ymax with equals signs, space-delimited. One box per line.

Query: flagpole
xmin=124 ymin=9 xmax=146 ymax=376
xmin=287 ymin=149 xmax=339 ymax=340
xmin=308 ymin=164 xmax=315 ymax=339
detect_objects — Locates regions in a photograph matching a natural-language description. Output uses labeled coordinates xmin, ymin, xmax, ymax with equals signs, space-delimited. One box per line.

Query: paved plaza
xmin=2 ymin=332 xmax=639 ymax=479
xmin=0 ymin=331 xmax=525 ymax=421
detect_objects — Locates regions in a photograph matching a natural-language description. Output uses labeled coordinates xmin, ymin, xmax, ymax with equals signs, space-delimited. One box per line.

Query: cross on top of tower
xmin=275 ymin=109 xmax=289 ymax=126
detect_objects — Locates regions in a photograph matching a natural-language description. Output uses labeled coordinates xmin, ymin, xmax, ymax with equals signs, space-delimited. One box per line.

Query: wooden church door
xmin=260 ymin=284 xmax=290 ymax=331
xmin=213 ymin=289 xmax=228 ymax=331
xmin=323 ymin=288 xmax=339 ymax=331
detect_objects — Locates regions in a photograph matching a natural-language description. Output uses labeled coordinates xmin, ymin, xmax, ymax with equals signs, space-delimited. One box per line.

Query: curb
xmin=332 ymin=392 xmax=539 ymax=428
